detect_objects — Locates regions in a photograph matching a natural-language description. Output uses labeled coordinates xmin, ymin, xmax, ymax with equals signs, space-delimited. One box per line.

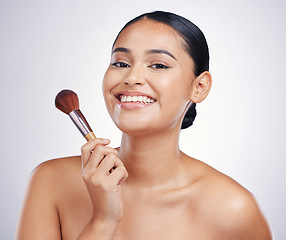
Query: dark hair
xmin=113 ymin=11 xmax=210 ymax=129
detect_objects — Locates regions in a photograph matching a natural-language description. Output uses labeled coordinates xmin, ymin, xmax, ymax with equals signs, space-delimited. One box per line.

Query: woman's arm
xmin=16 ymin=139 xmax=128 ymax=240
xmin=218 ymin=187 xmax=273 ymax=240
xmin=231 ymin=195 xmax=272 ymax=239
xmin=76 ymin=219 xmax=118 ymax=240
xmin=77 ymin=138 xmax=128 ymax=239
xmin=15 ymin=162 xmax=62 ymax=239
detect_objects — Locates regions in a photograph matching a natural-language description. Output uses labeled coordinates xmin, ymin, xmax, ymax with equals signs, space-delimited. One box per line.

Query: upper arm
xmin=15 ymin=161 xmax=62 ymax=240
xmin=220 ymin=190 xmax=273 ymax=240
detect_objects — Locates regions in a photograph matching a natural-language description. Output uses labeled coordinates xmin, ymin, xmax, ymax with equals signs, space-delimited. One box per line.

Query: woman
xmin=16 ymin=11 xmax=272 ymax=239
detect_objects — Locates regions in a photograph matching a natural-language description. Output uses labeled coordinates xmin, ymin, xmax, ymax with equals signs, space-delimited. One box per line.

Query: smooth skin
xmin=16 ymin=19 xmax=272 ymax=240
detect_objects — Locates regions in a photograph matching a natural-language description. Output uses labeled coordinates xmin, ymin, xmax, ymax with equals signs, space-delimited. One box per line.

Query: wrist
xmin=91 ymin=217 xmax=119 ymax=237
xmin=77 ymin=218 xmax=119 ymax=240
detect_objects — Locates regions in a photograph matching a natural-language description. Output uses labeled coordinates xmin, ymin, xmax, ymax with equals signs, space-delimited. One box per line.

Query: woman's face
xmin=102 ymin=19 xmax=196 ymax=136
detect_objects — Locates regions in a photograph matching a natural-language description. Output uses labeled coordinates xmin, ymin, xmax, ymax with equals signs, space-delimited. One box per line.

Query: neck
xmin=118 ymin=127 xmax=185 ymax=188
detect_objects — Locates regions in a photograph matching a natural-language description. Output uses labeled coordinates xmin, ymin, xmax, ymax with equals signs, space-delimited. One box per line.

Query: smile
xmin=120 ymin=95 xmax=155 ymax=104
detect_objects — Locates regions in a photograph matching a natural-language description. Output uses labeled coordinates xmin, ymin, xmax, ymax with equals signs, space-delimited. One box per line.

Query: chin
xmin=114 ymin=118 xmax=181 ymax=137
xmin=114 ymin=121 xmax=155 ymax=136
xmin=108 ymin=106 xmax=183 ymax=136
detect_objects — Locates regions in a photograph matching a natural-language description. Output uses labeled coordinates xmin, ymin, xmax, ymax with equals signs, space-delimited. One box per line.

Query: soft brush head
xmin=55 ymin=89 xmax=80 ymax=114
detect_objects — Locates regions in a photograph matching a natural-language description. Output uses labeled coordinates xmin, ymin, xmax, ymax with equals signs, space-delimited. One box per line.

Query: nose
xmin=125 ymin=65 xmax=146 ymax=86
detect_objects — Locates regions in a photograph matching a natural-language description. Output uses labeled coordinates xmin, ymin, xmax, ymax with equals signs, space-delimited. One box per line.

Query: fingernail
xmin=102 ymin=138 xmax=110 ymax=143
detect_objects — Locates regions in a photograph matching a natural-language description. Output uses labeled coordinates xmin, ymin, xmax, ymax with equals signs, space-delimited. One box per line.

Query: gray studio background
xmin=1 ymin=0 xmax=285 ymax=239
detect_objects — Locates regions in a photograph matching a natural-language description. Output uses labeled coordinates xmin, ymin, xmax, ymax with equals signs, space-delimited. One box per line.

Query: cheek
xmin=102 ymin=70 xmax=116 ymax=100
xmin=102 ymin=71 xmax=116 ymax=117
xmin=154 ymin=74 xmax=190 ymax=118
xmin=102 ymin=70 xmax=110 ymax=94
xmin=154 ymin=73 xmax=190 ymax=104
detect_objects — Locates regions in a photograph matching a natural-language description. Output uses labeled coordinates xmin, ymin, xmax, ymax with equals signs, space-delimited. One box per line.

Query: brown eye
xmin=149 ymin=63 xmax=169 ymax=69
xmin=112 ymin=62 xmax=130 ymax=68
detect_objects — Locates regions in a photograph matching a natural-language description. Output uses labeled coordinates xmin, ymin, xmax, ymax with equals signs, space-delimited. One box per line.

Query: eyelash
xmin=149 ymin=63 xmax=169 ymax=69
xmin=111 ymin=62 xmax=169 ymax=69
xmin=111 ymin=62 xmax=130 ymax=68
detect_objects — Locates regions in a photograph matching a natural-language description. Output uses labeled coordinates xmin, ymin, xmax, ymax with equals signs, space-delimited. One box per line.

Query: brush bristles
xmin=55 ymin=89 xmax=80 ymax=114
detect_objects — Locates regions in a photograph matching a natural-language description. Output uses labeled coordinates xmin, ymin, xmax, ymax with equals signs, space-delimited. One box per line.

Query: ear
xmin=189 ymin=71 xmax=212 ymax=103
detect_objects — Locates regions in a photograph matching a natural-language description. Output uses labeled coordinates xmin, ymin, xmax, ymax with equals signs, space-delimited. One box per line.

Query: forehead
xmin=113 ymin=19 xmax=187 ymax=55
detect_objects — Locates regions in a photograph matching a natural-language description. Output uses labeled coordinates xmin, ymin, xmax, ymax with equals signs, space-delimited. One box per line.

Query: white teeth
xmin=120 ymin=95 xmax=155 ymax=104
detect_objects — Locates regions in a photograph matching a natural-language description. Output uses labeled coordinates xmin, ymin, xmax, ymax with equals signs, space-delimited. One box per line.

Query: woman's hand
xmin=81 ymin=138 xmax=128 ymax=228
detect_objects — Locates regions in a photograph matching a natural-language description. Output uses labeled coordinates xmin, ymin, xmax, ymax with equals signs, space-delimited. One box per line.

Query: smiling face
xmin=102 ymin=19 xmax=197 ymax=136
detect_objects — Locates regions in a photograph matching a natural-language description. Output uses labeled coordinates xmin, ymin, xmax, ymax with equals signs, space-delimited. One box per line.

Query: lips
xmin=114 ymin=91 xmax=157 ymax=105
xmin=120 ymin=95 xmax=155 ymax=104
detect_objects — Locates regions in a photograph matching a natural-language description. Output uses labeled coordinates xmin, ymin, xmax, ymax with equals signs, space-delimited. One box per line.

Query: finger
xmin=86 ymin=146 xmax=118 ymax=171
xmin=96 ymin=152 xmax=122 ymax=175
xmin=81 ymin=138 xmax=110 ymax=169
xmin=81 ymin=138 xmax=110 ymax=155
xmin=109 ymin=157 xmax=126 ymax=173
xmin=109 ymin=165 xmax=128 ymax=185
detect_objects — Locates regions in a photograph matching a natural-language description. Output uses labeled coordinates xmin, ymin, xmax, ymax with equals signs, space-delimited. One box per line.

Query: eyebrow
xmin=146 ymin=49 xmax=177 ymax=61
xmin=112 ymin=47 xmax=130 ymax=54
xmin=112 ymin=47 xmax=177 ymax=61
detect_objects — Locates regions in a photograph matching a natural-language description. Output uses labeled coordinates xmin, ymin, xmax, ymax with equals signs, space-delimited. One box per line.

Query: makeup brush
xmin=55 ymin=89 xmax=96 ymax=141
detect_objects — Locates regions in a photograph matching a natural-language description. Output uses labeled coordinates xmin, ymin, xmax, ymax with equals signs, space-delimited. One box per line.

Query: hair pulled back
xmin=113 ymin=11 xmax=210 ymax=129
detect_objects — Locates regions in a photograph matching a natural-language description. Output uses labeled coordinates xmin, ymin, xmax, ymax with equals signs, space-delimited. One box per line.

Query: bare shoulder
xmin=35 ymin=155 xmax=82 ymax=171
xmin=16 ymin=156 xmax=82 ymax=239
xmin=25 ymin=155 xmax=83 ymax=204
xmin=185 ymin=156 xmax=272 ymax=239
xmin=29 ymin=156 xmax=84 ymax=198
xmin=33 ymin=156 xmax=82 ymax=180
